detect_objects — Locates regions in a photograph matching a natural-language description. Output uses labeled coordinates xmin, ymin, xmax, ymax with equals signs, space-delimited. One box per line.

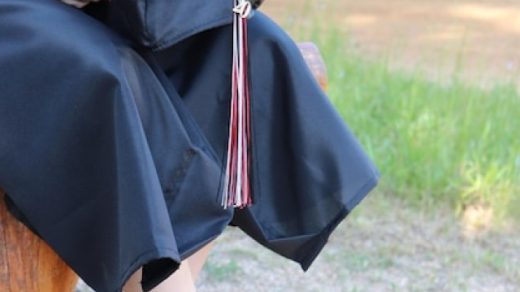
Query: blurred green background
xmin=265 ymin=0 xmax=520 ymax=225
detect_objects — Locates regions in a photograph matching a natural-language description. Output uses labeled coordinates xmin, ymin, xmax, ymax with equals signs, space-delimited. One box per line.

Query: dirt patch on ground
xmin=263 ymin=0 xmax=520 ymax=88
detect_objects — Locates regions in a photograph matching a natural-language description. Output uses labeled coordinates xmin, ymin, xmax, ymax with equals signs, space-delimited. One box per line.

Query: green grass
xmin=300 ymin=29 xmax=520 ymax=223
xmin=204 ymin=259 xmax=241 ymax=282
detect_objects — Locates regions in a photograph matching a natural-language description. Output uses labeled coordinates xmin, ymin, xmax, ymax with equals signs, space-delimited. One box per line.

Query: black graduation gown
xmin=0 ymin=0 xmax=379 ymax=291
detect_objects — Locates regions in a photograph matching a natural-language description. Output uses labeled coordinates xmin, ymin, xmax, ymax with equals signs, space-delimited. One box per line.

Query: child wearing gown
xmin=0 ymin=0 xmax=379 ymax=291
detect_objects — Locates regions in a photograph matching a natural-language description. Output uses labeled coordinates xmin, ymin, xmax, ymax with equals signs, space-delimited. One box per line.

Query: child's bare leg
xmin=122 ymin=262 xmax=195 ymax=292
xmin=123 ymin=268 xmax=143 ymax=292
xmin=187 ymin=239 xmax=215 ymax=282
xmin=151 ymin=261 xmax=196 ymax=292
xmin=122 ymin=239 xmax=215 ymax=292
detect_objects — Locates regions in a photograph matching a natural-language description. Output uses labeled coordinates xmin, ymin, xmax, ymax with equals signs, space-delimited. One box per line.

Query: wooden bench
xmin=0 ymin=42 xmax=328 ymax=292
xmin=0 ymin=191 xmax=79 ymax=292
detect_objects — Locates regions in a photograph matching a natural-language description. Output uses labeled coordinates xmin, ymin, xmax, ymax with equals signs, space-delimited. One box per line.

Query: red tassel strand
xmin=222 ymin=0 xmax=253 ymax=209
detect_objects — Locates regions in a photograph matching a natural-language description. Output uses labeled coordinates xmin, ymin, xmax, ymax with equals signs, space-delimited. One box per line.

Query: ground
xmin=77 ymin=195 xmax=520 ymax=291
xmin=197 ymin=195 xmax=520 ymax=292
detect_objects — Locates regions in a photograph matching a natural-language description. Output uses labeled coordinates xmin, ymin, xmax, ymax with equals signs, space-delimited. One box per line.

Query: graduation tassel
xmin=222 ymin=0 xmax=253 ymax=209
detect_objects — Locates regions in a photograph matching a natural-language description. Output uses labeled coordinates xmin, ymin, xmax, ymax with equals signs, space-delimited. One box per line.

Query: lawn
xmin=319 ymin=30 xmax=520 ymax=225
xmin=266 ymin=0 xmax=520 ymax=225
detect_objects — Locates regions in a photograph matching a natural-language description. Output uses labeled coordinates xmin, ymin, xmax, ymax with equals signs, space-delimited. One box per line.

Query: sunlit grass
xmin=297 ymin=28 xmax=520 ymax=224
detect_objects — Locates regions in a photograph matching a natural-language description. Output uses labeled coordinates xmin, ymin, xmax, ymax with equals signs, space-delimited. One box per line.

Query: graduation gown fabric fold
xmin=0 ymin=0 xmax=379 ymax=291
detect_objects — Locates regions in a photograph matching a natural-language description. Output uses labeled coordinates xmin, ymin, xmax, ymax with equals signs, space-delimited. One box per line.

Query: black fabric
xmin=251 ymin=0 xmax=265 ymax=9
xmin=103 ymin=0 xmax=233 ymax=50
xmin=141 ymin=258 xmax=177 ymax=292
xmin=0 ymin=1 xmax=379 ymax=291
